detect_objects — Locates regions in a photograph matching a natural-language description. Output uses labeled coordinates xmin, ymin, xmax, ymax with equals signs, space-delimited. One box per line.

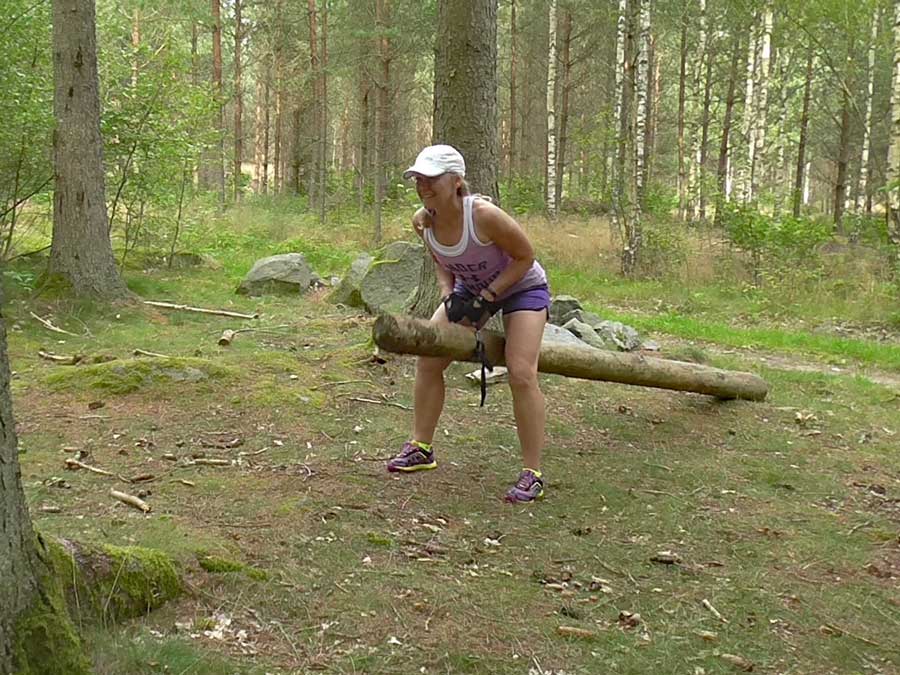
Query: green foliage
xmin=635 ymin=217 xmax=690 ymax=278
xmin=500 ymin=174 xmax=546 ymax=213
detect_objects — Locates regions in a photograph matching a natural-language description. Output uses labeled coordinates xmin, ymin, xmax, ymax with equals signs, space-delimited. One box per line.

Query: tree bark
xmin=737 ymin=15 xmax=757 ymax=203
xmin=545 ymin=0 xmax=558 ymax=217
xmin=319 ymin=0 xmax=329 ymax=225
xmin=834 ymin=74 xmax=852 ymax=228
xmin=373 ymin=0 xmax=390 ymax=244
xmin=857 ymin=7 xmax=880 ymax=214
xmin=887 ymin=0 xmax=900 ymax=251
xmin=716 ymin=34 xmax=742 ymax=225
xmin=555 ymin=8 xmax=573 ymax=214
xmin=49 ymin=0 xmax=129 ymax=299
xmin=507 ymin=0 xmax=518 ymax=190
xmin=233 ymin=0 xmax=244 ymax=202
xmin=253 ymin=57 xmax=268 ymax=194
xmin=793 ymin=47 xmax=814 ymax=218
xmin=211 ymin=0 xmax=225 ymax=206
xmin=677 ymin=17 xmax=687 ymax=220
xmin=1 ymin=299 xmax=90 ymax=673
xmin=308 ymin=0 xmax=321 ymax=210
xmin=433 ymin=0 xmax=500 ymax=200
xmin=374 ymin=314 xmax=769 ymax=401
xmin=698 ymin=26 xmax=714 ymax=220
xmin=750 ymin=3 xmax=773 ymax=200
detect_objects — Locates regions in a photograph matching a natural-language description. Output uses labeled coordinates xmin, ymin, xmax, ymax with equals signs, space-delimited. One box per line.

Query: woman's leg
xmin=412 ymin=303 xmax=454 ymax=444
xmin=502 ymin=310 xmax=547 ymax=471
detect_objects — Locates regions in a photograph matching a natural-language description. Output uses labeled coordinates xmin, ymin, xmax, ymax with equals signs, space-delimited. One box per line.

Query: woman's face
xmin=413 ymin=173 xmax=457 ymax=206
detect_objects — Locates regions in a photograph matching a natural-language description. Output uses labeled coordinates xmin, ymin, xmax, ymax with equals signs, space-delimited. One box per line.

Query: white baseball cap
xmin=403 ymin=144 xmax=466 ymax=179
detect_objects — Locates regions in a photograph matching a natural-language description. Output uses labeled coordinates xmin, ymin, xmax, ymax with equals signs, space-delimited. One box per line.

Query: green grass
xmin=6 ymin=208 xmax=900 ymax=674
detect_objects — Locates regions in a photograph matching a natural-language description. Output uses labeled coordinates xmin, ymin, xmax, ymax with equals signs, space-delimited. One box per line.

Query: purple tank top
xmin=423 ymin=195 xmax=547 ymax=299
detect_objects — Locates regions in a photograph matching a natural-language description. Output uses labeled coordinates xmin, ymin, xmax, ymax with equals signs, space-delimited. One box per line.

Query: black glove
xmin=443 ymin=292 xmax=499 ymax=328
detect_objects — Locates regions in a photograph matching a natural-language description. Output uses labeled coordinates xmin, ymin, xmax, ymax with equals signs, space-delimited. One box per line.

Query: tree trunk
xmin=374 ymin=314 xmax=769 ymax=402
xmin=319 ymin=0 xmax=329 ymax=225
xmin=545 ymin=0 xmax=558 ymax=217
xmin=555 ymin=8 xmax=573 ymax=213
xmin=49 ymin=0 xmax=129 ymax=299
xmin=750 ymin=3 xmax=773 ymax=199
xmin=233 ymin=0 xmax=243 ymax=202
xmin=433 ymin=0 xmax=500 ymax=199
xmin=211 ymin=0 xmax=225 ymax=206
xmin=886 ymin=0 xmax=900 ymax=251
xmin=698 ymin=27 xmax=714 ymax=220
xmin=793 ymin=47 xmax=814 ymax=218
xmin=738 ymin=16 xmax=757 ymax=203
xmin=634 ymin=0 xmax=650 ymax=205
xmin=253 ymin=57 xmax=267 ymax=194
xmin=611 ymin=0 xmax=628 ymax=239
xmin=373 ymin=0 xmax=390 ymax=244
xmin=308 ymin=0 xmax=321 ymax=210
xmin=834 ymin=64 xmax=852 ymax=228
xmin=677 ymin=18 xmax=687 ymax=220
xmin=857 ymin=7 xmax=880 ymax=214
xmin=716 ymin=34 xmax=742 ymax=226
xmin=508 ymin=0 xmax=518 ymax=190
xmin=1 ymin=300 xmax=90 ymax=674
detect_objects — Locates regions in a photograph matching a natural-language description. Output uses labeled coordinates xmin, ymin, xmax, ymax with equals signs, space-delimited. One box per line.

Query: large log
xmin=373 ymin=314 xmax=768 ymax=401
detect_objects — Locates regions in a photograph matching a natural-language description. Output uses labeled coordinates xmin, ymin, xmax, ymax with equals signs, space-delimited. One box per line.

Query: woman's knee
xmin=417 ymin=355 xmax=451 ymax=377
xmin=506 ymin=359 xmax=538 ymax=390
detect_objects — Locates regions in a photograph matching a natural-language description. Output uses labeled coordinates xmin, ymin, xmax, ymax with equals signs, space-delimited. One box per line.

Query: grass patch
xmin=44 ymin=357 xmax=235 ymax=395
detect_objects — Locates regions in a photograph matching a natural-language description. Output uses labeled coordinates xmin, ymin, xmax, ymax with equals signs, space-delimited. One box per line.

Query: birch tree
xmin=736 ymin=14 xmax=757 ymax=203
xmin=887 ymin=0 xmax=900 ymax=251
xmin=857 ymin=7 xmax=881 ymax=214
xmin=750 ymin=2 xmax=773 ymax=200
xmin=545 ymin=0 xmax=558 ymax=217
xmin=793 ymin=48 xmax=814 ymax=218
xmin=611 ymin=0 xmax=628 ymax=238
xmin=233 ymin=0 xmax=244 ymax=202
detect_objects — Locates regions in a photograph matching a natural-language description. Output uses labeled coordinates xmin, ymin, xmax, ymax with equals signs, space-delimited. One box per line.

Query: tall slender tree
xmin=545 ymin=0 xmax=559 ymax=218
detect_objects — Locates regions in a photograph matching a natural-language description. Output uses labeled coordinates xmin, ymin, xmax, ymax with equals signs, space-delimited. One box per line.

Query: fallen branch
xmin=190 ymin=458 xmax=231 ymax=466
xmin=217 ymin=324 xmax=290 ymax=346
xmin=110 ymin=489 xmax=151 ymax=513
xmin=30 ymin=312 xmax=78 ymax=336
xmin=65 ymin=458 xmax=114 ymax=476
xmin=557 ymin=626 xmax=595 ymax=639
xmin=343 ymin=396 xmax=412 ymax=411
xmin=133 ymin=348 xmax=172 ymax=358
xmin=702 ymin=598 xmax=728 ymax=623
xmin=144 ymin=300 xmax=258 ymax=320
xmin=38 ymin=350 xmax=82 ymax=365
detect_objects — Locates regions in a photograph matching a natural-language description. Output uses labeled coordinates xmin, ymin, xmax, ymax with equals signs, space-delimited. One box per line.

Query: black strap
xmin=474 ymin=332 xmax=493 ymax=407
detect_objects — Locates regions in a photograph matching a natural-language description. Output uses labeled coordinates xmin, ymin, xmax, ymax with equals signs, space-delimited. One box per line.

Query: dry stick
xmin=702 ymin=598 xmax=728 ymax=623
xmin=309 ymin=379 xmax=371 ymax=390
xmin=344 ymin=396 xmax=412 ymax=411
xmin=38 ymin=350 xmax=81 ymax=365
xmin=190 ymin=458 xmax=231 ymax=466
xmin=65 ymin=458 xmax=114 ymax=476
xmin=110 ymin=489 xmax=151 ymax=513
xmin=133 ymin=348 xmax=172 ymax=358
xmin=144 ymin=300 xmax=259 ymax=320
xmin=218 ymin=324 xmax=291 ymax=345
xmin=30 ymin=311 xmax=78 ymax=336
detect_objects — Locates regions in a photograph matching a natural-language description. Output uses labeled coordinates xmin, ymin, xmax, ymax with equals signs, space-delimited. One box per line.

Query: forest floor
xmin=6 ymin=262 xmax=900 ymax=675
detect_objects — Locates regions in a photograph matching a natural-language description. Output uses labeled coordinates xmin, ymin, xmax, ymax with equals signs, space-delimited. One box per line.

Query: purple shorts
xmin=454 ymin=284 xmax=551 ymax=318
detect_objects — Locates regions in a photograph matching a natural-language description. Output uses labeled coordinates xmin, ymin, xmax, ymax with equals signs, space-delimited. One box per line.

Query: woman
xmin=387 ymin=144 xmax=551 ymax=503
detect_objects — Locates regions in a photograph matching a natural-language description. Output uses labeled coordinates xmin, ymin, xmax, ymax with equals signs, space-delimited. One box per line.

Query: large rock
xmin=549 ymin=295 xmax=583 ymax=325
xmin=593 ymin=320 xmax=642 ymax=351
xmin=359 ymin=241 xmax=425 ymax=315
xmin=329 ymin=254 xmax=373 ymax=307
xmin=236 ymin=253 xmax=316 ymax=296
xmin=562 ymin=318 xmax=618 ymax=350
xmin=541 ymin=323 xmax=588 ymax=347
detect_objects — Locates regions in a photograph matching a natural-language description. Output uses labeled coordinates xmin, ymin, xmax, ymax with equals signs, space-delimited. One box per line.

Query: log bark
xmin=373 ymin=314 xmax=768 ymax=401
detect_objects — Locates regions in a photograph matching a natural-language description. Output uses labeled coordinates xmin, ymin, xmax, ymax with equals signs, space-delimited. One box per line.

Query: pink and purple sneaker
xmin=505 ymin=468 xmax=544 ymax=503
xmin=387 ymin=441 xmax=437 ymax=473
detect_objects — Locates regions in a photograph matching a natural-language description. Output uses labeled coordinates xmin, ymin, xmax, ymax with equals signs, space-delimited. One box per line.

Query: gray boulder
xmin=549 ymin=295 xmax=583 ymax=325
xmin=562 ymin=318 xmax=619 ymax=350
xmin=593 ymin=320 xmax=642 ymax=351
xmin=236 ymin=253 xmax=316 ymax=296
xmin=359 ymin=241 xmax=425 ymax=315
xmin=329 ymin=254 xmax=373 ymax=307
xmin=541 ymin=323 xmax=589 ymax=347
